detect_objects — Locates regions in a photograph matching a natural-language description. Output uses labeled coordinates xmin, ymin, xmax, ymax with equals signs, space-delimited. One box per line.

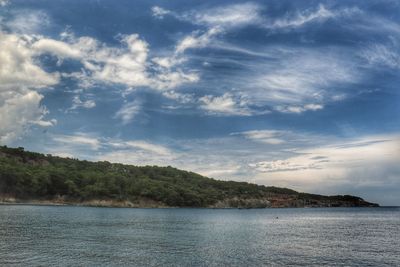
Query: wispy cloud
xmin=49 ymin=134 xmax=175 ymax=163
xmin=199 ymin=93 xmax=252 ymax=116
xmin=97 ymin=139 xmax=178 ymax=166
xmin=175 ymin=27 xmax=222 ymax=54
xmin=151 ymin=6 xmax=170 ymax=19
xmin=5 ymin=10 xmax=50 ymax=34
xmin=147 ymin=3 xmax=392 ymax=117
xmin=249 ymin=159 xmax=321 ymax=173
xmin=149 ymin=4 xmax=365 ymax=115
xmin=146 ymin=3 xmax=370 ymax=116
xmin=187 ymin=2 xmax=263 ymax=28
xmin=52 ymin=133 xmax=101 ymax=150
xmin=162 ymin=90 xmax=195 ymax=104
xmin=153 ymin=3 xmax=263 ymax=29
xmin=275 ymin=104 xmax=323 ymax=114
xmin=361 ymin=43 xmax=400 ymax=69
xmin=149 ymin=4 xmax=264 ymax=99
xmin=109 ymin=140 xmax=172 ymax=156
xmin=224 ymin=47 xmax=361 ymax=113
xmin=233 ymin=130 xmax=286 ymax=145
xmin=256 ymin=50 xmax=357 ymax=103
xmin=114 ymin=100 xmax=142 ymax=125
xmin=68 ymin=96 xmax=96 ymax=111
xmin=267 ymin=4 xmax=334 ymax=29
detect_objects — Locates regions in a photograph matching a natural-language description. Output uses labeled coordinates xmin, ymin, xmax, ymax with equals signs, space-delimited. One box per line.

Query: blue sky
xmin=0 ymin=0 xmax=399 ymax=205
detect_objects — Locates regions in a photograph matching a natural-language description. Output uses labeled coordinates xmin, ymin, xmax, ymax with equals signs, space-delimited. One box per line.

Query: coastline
xmin=0 ymin=198 xmax=380 ymax=209
xmin=0 ymin=198 xmax=169 ymax=208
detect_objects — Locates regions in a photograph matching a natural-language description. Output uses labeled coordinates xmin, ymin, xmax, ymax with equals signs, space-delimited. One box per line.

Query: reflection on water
xmin=0 ymin=205 xmax=399 ymax=266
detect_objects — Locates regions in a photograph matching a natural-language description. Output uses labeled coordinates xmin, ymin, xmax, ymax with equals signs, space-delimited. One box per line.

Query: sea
xmin=0 ymin=205 xmax=399 ymax=266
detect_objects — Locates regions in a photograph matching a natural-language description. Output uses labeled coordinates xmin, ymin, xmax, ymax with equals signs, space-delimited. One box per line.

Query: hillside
xmin=0 ymin=146 xmax=378 ymax=208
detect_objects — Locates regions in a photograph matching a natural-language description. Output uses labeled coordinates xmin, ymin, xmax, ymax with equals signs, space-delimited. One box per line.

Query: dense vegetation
xmin=0 ymin=146 xmax=377 ymax=207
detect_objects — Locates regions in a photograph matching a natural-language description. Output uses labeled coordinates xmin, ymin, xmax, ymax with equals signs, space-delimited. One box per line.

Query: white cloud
xmin=95 ymin=139 xmax=178 ymax=166
xmin=199 ymin=92 xmax=252 ymax=116
xmin=0 ymin=0 xmax=8 ymax=7
xmin=157 ymin=3 xmax=263 ymax=55
xmin=52 ymin=133 xmax=101 ymax=150
xmin=0 ymin=91 xmax=48 ymax=143
xmin=276 ymin=103 xmax=323 ymax=113
xmin=189 ymin=2 xmax=263 ymax=28
xmin=32 ymin=118 xmax=57 ymax=127
xmin=249 ymin=159 xmax=319 ymax=173
xmin=0 ymin=33 xmax=59 ymax=92
xmin=339 ymin=8 xmax=400 ymax=35
xmin=45 ymin=132 xmax=103 ymax=159
xmin=153 ymin=69 xmax=199 ymax=90
xmin=109 ymin=140 xmax=172 ymax=156
xmin=5 ymin=10 xmax=50 ymax=34
xmin=33 ymin=38 xmax=82 ymax=59
xmin=34 ymin=34 xmax=150 ymax=87
xmin=48 ymin=134 xmax=176 ymax=164
xmin=153 ymin=3 xmax=263 ymax=29
xmin=331 ymin=94 xmax=347 ymax=101
xmin=114 ymin=100 xmax=141 ymax=125
xmin=33 ymin=33 xmax=198 ymax=91
xmin=163 ymin=44 xmax=356 ymax=117
xmin=61 ymin=71 xmax=95 ymax=89
xmin=69 ymin=96 xmax=96 ymax=111
xmin=0 ymin=32 xmax=59 ymax=143
xmin=259 ymin=53 xmax=355 ymax=101
xmin=304 ymin=104 xmax=324 ymax=111
xmin=265 ymin=5 xmax=362 ymax=31
xmin=176 ymin=27 xmax=222 ymax=54
xmin=243 ymin=48 xmax=358 ymax=112
xmin=157 ymin=3 xmax=355 ymax=32
xmin=162 ymin=90 xmax=195 ymax=104
xmin=268 ymin=4 xmax=334 ymax=29
xmin=236 ymin=130 xmax=286 ymax=145
xmin=361 ymin=43 xmax=400 ymax=69
xmin=152 ymin=56 xmax=185 ymax=68
xmin=150 ymin=3 xmax=264 ymax=74
xmin=151 ymin=6 xmax=170 ymax=19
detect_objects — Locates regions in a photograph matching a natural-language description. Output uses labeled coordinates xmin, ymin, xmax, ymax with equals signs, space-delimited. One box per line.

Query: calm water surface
xmin=0 ymin=205 xmax=399 ymax=266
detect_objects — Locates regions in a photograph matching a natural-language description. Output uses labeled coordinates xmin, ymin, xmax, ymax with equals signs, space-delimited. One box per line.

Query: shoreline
xmin=0 ymin=200 xmax=383 ymax=209
xmin=0 ymin=198 xmax=169 ymax=209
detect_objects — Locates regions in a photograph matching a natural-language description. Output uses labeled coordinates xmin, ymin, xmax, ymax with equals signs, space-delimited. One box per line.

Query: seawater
xmin=0 ymin=205 xmax=399 ymax=266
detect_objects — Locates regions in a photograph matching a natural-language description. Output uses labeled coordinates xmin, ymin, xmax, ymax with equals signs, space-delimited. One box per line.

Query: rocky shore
xmin=0 ymin=195 xmax=378 ymax=209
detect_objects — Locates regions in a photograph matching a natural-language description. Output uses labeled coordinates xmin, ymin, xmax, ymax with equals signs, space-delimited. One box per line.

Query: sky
xmin=0 ymin=0 xmax=399 ymax=205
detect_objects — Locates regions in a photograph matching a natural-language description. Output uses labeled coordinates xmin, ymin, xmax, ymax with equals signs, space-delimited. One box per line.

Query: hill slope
xmin=0 ymin=146 xmax=378 ymax=208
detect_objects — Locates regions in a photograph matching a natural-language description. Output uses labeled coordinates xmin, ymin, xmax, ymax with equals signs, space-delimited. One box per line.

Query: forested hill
xmin=0 ymin=146 xmax=378 ymax=208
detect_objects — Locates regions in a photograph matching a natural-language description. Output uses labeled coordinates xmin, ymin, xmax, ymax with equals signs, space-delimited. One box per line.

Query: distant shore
xmin=0 ymin=198 xmax=169 ymax=208
xmin=0 ymin=198 xmax=380 ymax=209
